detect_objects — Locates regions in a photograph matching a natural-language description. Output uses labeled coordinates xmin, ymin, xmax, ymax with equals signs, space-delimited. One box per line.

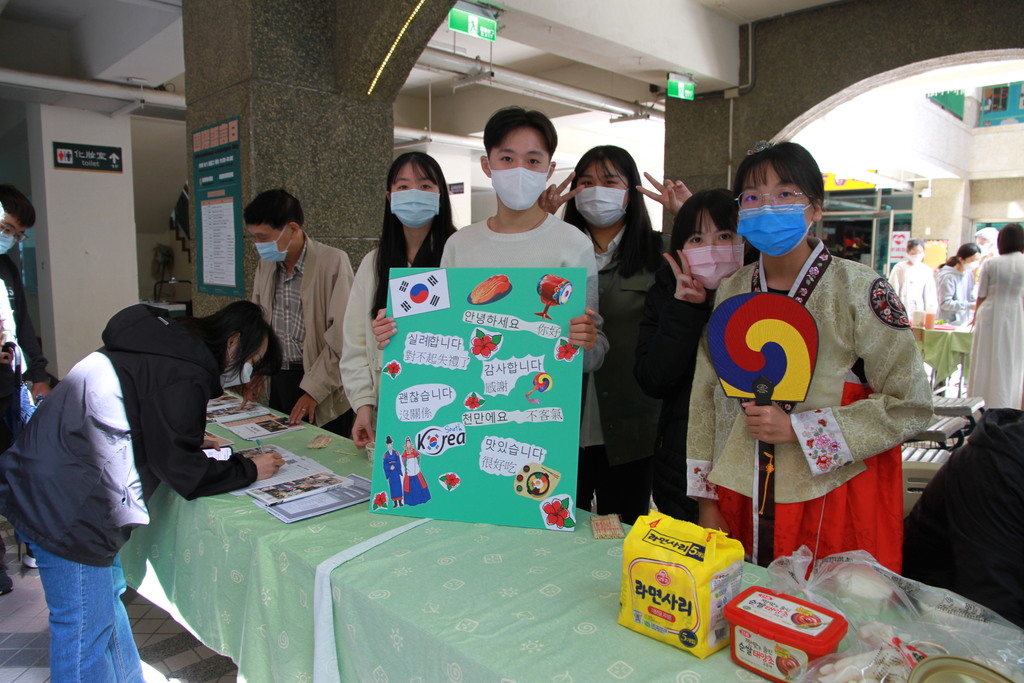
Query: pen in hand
xmin=255 ymin=439 xmax=265 ymax=455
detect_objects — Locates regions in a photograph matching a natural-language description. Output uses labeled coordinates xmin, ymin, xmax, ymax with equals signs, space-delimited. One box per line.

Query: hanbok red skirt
xmin=717 ymin=381 xmax=904 ymax=573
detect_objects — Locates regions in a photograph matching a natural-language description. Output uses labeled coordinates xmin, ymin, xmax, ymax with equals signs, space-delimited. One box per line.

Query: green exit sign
xmin=448 ymin=7 xmax=497 ymax=41
xmin=667 ymin=79 xmax=695 ymax=100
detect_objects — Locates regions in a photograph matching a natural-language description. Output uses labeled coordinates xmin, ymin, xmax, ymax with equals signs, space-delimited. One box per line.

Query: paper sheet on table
xmin=254 ymin=475 xmax=372 ymax=523
xmin=231 ymin=447 xmax=324 ymax=495
xmin=221 ymin=413 xmax=306 ymax=439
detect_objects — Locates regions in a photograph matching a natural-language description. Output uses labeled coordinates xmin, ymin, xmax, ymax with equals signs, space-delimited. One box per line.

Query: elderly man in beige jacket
xmin=245 ymin=189 xmax=355 ymax=435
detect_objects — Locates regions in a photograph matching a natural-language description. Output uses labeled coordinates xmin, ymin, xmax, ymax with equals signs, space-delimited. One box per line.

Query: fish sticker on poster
xmin=390 ymin=269 xmax=450 ymax=318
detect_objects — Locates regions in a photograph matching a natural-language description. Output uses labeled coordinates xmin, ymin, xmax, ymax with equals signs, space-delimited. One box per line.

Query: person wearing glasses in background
xmin=686 ymin=142 xmax=931 ymax=571
xmin=245 ymin=189 xmax=355 ymax=436
xmin=0 ymin=185 xmax=51 ymax=586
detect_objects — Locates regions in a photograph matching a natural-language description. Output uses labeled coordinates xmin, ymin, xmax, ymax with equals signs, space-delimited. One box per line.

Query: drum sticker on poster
xmin=372 ymin=268 xmax=585 ymax=531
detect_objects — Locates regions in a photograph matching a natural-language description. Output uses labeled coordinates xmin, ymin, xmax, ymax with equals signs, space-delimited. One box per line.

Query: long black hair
xmin=372 ymin=152 xmax=457 ymax=316
xmin=179 ymin=301 xmax=282 ymax=378
xmin=562 ymin=145 xmax=662 ymax=278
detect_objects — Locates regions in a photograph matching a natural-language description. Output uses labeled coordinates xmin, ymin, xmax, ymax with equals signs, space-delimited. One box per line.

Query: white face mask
xmin=220 ymin=361 xmax=253 ymax=389
xmin=965 ymin=260 xmax=980 ymax=272
xmin=575 ymin=186 xmax=627 ymax=228
xmin=908 ymin=252 xmax=924 ymax=264
xmin=489 ymin=166 xmax=549 ymax=211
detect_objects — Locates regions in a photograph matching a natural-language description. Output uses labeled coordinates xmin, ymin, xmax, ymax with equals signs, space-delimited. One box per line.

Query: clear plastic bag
xmin=764 ymin=547 xmax=1024 ymax=683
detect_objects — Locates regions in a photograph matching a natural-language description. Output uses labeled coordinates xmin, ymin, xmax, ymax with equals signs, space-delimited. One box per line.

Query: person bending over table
xmin=0 ymin=301 xmax=286 ymax=682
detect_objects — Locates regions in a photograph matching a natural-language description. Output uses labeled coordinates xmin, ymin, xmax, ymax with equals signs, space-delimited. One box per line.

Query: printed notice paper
xmin=371 ymin=267 xmax=585 ymax=532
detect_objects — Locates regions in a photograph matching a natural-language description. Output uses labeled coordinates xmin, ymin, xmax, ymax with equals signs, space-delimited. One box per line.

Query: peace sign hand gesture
xmin=539 ymin=172 xmax=583 ymax=215
xmin=638 ymin=173 xmax=693 ymax=216
xmin=664 ymin=250 xmax=707 ymax=304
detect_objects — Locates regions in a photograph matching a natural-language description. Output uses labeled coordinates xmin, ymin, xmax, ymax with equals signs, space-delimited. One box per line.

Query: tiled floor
xmin=1 ymin=524 xmax=237 ymax=682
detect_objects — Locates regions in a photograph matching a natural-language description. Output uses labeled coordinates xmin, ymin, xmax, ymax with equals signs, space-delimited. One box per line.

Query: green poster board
xmin=371 ymin=267 xmax=586 ymax=532
xmin=192 ymin=117 xmax=244 ymax=297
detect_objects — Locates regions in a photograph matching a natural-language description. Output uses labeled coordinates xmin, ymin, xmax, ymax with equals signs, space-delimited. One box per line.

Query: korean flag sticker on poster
xmin=371 ymin=267 xmax=586 ymax=532
xmin=389 ymin=268 xmax=451 ymax=318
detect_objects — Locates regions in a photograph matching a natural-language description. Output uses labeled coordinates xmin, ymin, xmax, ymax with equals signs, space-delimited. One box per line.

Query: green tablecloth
xmin=121 ymin=425 xmax=402 ymax=682
xmin=122 ymin=420 xmax=766 ymax=682
xmin=325 ymin=515 xmax=766 ymax=682
xmin=920 ymin=327 xmax=973 ymax=385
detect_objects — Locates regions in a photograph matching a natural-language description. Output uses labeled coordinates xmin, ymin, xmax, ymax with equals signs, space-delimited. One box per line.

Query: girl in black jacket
xmin=634 ymin=190 xmax=752 ymax=522
xmin=0 ymin=301 xmax=284 ymax=682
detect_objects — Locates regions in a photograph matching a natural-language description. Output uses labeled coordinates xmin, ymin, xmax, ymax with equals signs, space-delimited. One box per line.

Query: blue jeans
xmin=22 ymin=536 xmax=143 ymax=683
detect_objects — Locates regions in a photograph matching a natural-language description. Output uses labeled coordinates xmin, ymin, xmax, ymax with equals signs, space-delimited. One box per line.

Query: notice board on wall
xmin=192 ymin=117 xmax=244 ymax=297
xmin=370 ymin=267 xmax=586 ymax=532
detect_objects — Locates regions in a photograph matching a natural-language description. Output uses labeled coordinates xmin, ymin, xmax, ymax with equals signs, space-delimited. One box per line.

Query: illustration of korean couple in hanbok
xmin=382 ymin=435 xmax=431 ymax=507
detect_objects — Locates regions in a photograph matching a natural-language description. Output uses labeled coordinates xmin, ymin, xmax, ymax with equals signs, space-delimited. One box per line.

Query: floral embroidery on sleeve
xmin=687 ymin=459 xmax=718 ymax=499
xmin=792 ymin=408 xmax=854 ymax=476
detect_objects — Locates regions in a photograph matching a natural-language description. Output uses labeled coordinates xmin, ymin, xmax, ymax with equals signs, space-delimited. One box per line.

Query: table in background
xmin=122 ymin=418 xmax=764 ymax=682
xmin=918 ymin=326 xmax=974 ymax=393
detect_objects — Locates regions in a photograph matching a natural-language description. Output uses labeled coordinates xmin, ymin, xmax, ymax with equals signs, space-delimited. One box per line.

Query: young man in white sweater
xmin=375 ymin=107 xmax=607 ymax=371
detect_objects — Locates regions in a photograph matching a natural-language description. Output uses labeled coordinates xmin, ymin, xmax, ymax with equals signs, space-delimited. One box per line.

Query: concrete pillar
xmin=912 ymin=178 xmax=969 ymax=258
xmin=25 ymin=104 xmax=140 ymax=377
xmin=182 ymin=0 xmax=454 ymax=315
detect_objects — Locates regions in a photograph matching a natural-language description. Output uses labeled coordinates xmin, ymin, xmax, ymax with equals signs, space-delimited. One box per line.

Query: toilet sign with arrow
xmin=52 ymin=142 xmax=123 ymax=173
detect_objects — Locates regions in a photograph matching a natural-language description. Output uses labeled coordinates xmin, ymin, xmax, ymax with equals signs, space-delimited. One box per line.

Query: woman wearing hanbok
xmin=401 ymin=436 xmax=431 ymax=505
xmin=968 ymin=223 xmax=1024 ymax=409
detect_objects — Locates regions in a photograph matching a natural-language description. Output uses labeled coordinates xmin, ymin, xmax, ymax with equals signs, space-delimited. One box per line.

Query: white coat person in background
xmin=969 ymin=223 xmax=1024 ymax=409
xmin=888 ymin=238 xmax=937 ymax=322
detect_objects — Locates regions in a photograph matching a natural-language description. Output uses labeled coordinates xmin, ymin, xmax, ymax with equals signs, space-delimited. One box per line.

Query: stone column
xmin=182 ymin=0 xmax=454 ymax=315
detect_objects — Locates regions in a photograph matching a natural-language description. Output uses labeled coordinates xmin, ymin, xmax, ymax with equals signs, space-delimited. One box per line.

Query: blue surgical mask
xmin=255 ymin=230 xmax=292 ymax=262
xmin=737 ymin=204 xmax=811 ymax=257
xmin=390 ymin=189 xmax=439 ymax=228
xmin=0 ymin=232 xmax=16 ymax=255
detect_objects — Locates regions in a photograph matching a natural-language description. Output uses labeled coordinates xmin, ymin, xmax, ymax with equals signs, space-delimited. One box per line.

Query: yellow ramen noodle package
xmin=619 ymin=513 xmax=745 ymax=658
